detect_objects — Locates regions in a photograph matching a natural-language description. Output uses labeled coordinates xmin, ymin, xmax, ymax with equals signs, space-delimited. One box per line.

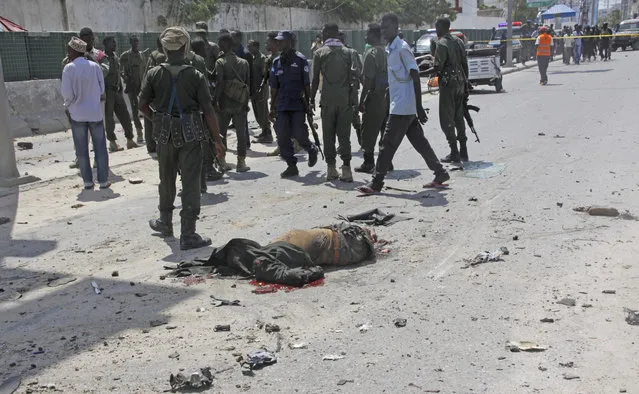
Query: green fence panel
xmin=0 ymin=32 xmax=29 ymax=82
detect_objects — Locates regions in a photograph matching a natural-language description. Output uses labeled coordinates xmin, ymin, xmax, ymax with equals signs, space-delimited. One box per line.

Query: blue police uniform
xmin=269 ymin=49 xmax=317 ymax=166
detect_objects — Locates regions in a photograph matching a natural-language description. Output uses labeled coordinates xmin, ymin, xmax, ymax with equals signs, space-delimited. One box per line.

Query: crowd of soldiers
xmin=61 ymin=16 xmax=471 ymax=251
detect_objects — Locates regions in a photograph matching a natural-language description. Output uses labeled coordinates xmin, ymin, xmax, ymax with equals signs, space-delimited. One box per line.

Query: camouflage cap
xmin=160 ymin=27 xmax=191 ymax=51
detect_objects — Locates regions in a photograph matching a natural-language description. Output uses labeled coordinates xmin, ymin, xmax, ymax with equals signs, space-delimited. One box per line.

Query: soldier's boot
xmin=179 ymin=218 xmax=212 ymax=251
xmin=136 ymin=129 xmax=144 ymax=144
xmin=441 ymin=141 xmax=461 ymax=163
xmin=326 ymin=164 xmax=339 ymax=181
xmin=109 ymin=140 xmax=124 ymax=152
xmin=340 ymin=165 xmax=353 ymax=183
xmin=255 ymin=130 xmax=274 ymax=143
xmin=207 ymin=167 xmax=223 ymax=181
xmin=126 ymin=138 xmax=139 ymax=149
xmin=267 ymin=146 xmax=281 ymax=157
xmin=355 ymin=153 xmax=375 ymax=174
xmin=149 ymin=212 xmax=173 ymax=237
xmin=218 ymin=157 xmax=233 ymax=171
xmin=236 ymin=157 xmax=250 ymax=173
xmin=459 ymin=142 xmax=469 ymax=162
xmin=280 ymin=164 xmax=299 ymax=178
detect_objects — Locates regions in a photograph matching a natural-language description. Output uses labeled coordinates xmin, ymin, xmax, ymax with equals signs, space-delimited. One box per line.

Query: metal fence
xmin=0 ymin=29 xmax=492 ymax=82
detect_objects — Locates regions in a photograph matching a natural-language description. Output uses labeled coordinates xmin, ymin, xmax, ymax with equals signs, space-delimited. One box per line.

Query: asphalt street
xmin=1 ymin=51 xmax=639 ymax=393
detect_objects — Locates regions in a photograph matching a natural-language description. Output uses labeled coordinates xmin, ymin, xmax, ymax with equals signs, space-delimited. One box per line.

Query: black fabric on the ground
xmin=339 ymin=208 xmax=411 ymax=226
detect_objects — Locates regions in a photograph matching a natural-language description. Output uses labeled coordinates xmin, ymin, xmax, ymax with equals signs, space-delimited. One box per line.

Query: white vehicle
xmin=467 ymin=46 xmax=503 ymax=92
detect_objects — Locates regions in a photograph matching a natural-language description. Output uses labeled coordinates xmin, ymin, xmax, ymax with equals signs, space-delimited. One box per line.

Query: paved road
xmin=2 ymin=52 xmax=639 ymax=393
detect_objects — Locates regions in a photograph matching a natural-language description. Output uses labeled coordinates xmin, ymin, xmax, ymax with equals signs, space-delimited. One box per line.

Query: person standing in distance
xmin=357 ymin=13 xmax=449 ymax=194
xmin=535 ymin=26 xmax=553 ymax=85
xmin=119 ymin=35 xmax=146 ymax=143
xmin=139 ymin=27 xmax=225 ymax=250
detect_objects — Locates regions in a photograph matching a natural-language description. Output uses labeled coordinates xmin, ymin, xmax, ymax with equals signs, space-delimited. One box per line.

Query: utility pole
xmin=506 ymin=0 xmax=514 ymax=67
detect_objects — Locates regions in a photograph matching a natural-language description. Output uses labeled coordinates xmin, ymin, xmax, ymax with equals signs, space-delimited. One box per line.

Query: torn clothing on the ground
xmin=165 ymin=223 xmax=376 ymax=286
xmin=339 ymin=208 xmax=412 ymax=226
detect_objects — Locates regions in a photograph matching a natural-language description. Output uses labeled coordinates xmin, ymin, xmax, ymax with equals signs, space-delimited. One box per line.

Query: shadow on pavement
xmin=201 ymin=191 xmax=229 ymax=206
xmin=224 ymin=171 xmax=268 ymax=182
xmin=76 ymin=188 xmax=121 ymax=202
xmin=550 ymin=69 xmax=612 ymax=74
xmin=386 ymin=169 xmax=422 ymax=181
xmin=357 ymin=188 xmax=449 ymax=207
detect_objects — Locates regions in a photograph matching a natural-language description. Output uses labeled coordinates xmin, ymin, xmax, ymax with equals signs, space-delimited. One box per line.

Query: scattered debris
xmin=264 ymin=323 xmax=280 ymax=333
xmin=556 ymin=202 xmax=563 ymax=208
xmin=196 ymin=307 xmax=206 ymax=313
xmin=150 ymin=319 xmax=168 ymax=327
xmin=463 ymin=247 xmax=509 ymax=268
xmin=168 ymin=352 xmax=180 ymax=359
xmin=505 ymin=341 xmax=547 ymax=352
xmin=602 ymin=290 xmax=616 ymax=294
xmin=242 ymin=350 xmax=277 ymax=370
xmin=553 ymin=134 xmax=565 ymax=139
xmin=337 ymin=379 xmax=354 ymax=386
xmin=289 ymin=343 xmax=308 ymax=350
xmin=338 ymin=208 xmax=411 ymax=226
xmin=115 ymin=258 xmax=127 ymax=262
xmin=210 ymin=295 xmax=241 ymax=307
xmin=512 ymin=235 xmax=519 ymax=241
xmin=538 ymin=365 xmax=548 ymax=372
xmin=468 ymin=197 xmax=478 ymax=202
xmin=559 ymin=361 xmax=574 ymax=368
xmin=394 ymin=318 xmax=407 ymax=328
xmin=169 ymin=367 xmax=213 ymax=390
xmin=134 ymin=293 xmax=147 ymax=298
xmin=563 ymin=373 xmax=580 ymax=380
xmin=91 ymin=281 xmax=101 ymax=294
xmin=166 ymin=325 xmax=177 ymax=330
xmin=357 ymin=323 xmax=370 ymax=333
xmin=540 ymin=318 xmax=555 ymax=323
xmin=214 ymin=325 xmax=231 ymax=332
xmin=17 ymin=142 xmax=33 ymax=150
xmin=323 ymin=354 xmax=345 ymax=361
xmin=557 ymin=298 xmax=576 ymax=307
xmin=47 ymin=276 xmax=77 ymax=287
xmin=111 ymin=271 xmax=119 ymax=277
xmin=624 ymin=308 xmax=639 ymax=326
xmin=128 ymin=178 xmax=143 ymax=184
xmin=537 ymin=132 xmax=546 ymax=136
xmin=582 ymin=303 xmax=593 ymax=308
xmin=71 ymin=203 xmax=84 ymax=209
xmin=573 ymin=206 xmax=619 ymax=217
xmin=0 ymin=217 xmax=11 ymax=226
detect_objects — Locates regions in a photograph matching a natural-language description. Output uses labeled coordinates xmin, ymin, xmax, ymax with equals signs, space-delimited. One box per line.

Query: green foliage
xmin=599 ymin=9 xmax=622 ymax=27
xmin=165 ymin=0 xmax=218 ymax=26
xmin=512 ymin=0 xmax=538 ymax=23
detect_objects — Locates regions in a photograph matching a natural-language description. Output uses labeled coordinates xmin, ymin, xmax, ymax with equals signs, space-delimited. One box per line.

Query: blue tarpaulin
xmin=541 ymin=4 xmax=577 ymax=20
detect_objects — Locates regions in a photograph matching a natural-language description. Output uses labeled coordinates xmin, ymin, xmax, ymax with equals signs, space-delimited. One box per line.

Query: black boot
xmin=459 ymin=142 xmax=469 ymax=162
xmin=281 ymin=164 xmax=299 ymax=178
xmin=441 ymin=142 xmax=461 ymax=163
xmin=355 ymin=153 xmax=375 ymax=173
xmin=180 ymin=218 xmax=212 ymax=251
xmin=255 ymin=131 xmax=274 ymax=143
xmin=149 ymin=212 xmax=173 ymax=237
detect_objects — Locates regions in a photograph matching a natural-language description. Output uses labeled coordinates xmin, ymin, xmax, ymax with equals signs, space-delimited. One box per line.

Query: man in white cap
xmin=61 ymin=37 xmax=110 ymax=190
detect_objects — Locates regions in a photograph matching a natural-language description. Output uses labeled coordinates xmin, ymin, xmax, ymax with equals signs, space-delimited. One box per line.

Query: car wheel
xmin=622 ymin=46 xmax=627 ymax=51
xmin=495 ymin=78 xmax=503 ymax=92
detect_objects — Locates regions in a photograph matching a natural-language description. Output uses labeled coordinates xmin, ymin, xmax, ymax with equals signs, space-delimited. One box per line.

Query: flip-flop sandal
xmin=356 ymin=185 xmax=380 ymax=195
xmin=423 ymin=182 xmax=449 ymax=189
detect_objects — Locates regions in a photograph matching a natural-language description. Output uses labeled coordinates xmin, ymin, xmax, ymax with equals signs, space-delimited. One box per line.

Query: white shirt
xmin=386 ymin=36 xmax=419 ymax=116
xmin=61 ymin=57 xmax=105 ymax=122
xmin=563 ymin=33 xmax=573 ymax=48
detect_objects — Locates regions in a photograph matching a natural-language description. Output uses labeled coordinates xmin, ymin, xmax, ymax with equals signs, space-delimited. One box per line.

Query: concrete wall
xmin=6 ymin=79 xmax=69 ymax=138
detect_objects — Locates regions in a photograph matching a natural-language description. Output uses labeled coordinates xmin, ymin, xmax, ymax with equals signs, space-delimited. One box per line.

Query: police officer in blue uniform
xmin=269 ymin=30 xmax=319 ymax=178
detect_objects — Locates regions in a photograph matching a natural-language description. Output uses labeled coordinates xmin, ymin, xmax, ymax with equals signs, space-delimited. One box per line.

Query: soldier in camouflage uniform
xmin=120 ymin=35 xmax=146 ymax=143
xmin=142 ymin=38 xmax=167 ymax=154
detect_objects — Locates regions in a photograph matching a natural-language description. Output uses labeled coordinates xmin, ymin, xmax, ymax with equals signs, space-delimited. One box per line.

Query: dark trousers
xmin=361 ymin=93 xmax=388 ymax=155
xmin=275 ymin=111 xmax=313 ymax=166
xmin=144 ymin=117 xmax=156 ymax=153
xmin=251 ymin=87 xmax=271 ymax=134
xmin=438 ymin=85 xmax=467 ymax=145
xmin=219 ymin=110 xmax=248 ymax=158
xmin=127 ymin=89 xmax=143 ymax=130
xmin=537 ymin=56 xmax=550 ymax=83
xmin=372 ymin=115 xmax=445 ymax=185
xmin=105 ymin=88 xmax=134 ymax=141
xmin=157 ymin=140 xmax=202 ymax=220
xmin=563 ymin=47 xmax=572 ymax=64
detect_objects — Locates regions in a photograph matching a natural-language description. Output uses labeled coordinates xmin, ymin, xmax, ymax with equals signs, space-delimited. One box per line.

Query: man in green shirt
xmin=355 ymin=23 xmax=389 ymax=173
xmin=214 ymin=34 xmax=251 ymax=173
xmin=248 ymin=40 xmax=273 ymax=143
xmin=434 ymin=18 xmax=469 ymax=163
xmin=311 ymin=23 xmax=358 ymax=182
xmin=140 ymin=27 xmax=225 ymax=250
xmin=102 ymin=36 xmax=138 ymax=151
xmin=119 ymin=35 xmax=145 ymax=143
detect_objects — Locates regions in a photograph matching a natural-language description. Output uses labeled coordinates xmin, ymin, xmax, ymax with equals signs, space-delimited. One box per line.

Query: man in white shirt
xmin=562 ymin=26 xmax=573 ymax=64
xmin=61 ymin=37 xmax=110 ymax=190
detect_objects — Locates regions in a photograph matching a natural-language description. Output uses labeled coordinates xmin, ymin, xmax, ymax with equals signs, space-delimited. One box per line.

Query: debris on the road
xmin=463 ymin=247 xmax=509 ymax=268
xmin=573 ymin=206 xmax=619 ymax=217
xmin=17 ymin=142 xmax=34 ymax=150
xmin=563 ymin=373 xmax=580 ymax=380
xmin=166 ymin=325 xmax=177 ymax=330
xmin=624 ymin=308 xmax=639 ymax=325
xmin=538 ymin=132 xmax=546 ymax=136
xmin=134 ymin=292 xmax=147 ymax=297
xmin=150 ymin=319 xmax=168 ymax=327
xmin=505 ymin=341 xmax=547 ymax=352
xmin=196 ymin=307 xmax=206 ymax=313
xmin=394 ymin=318 xmax=407 ymax=328
xmin=210 ymin=295 xmax=241 ymax=307
xmin=512 ymin=235 xmax=519 ymax=241
xmin=115 ymin=258 xmax=127 ymax=262
xmin=214 ymin=325 xmax=231 ymax=332
xmin=338 ymin=208 xmax=411 ymax=226
xmin=357 ymin=323 xmax=370 ymax=333
xmin=538 ymin=365 xmax=548 ymax=371
xmin=553 ymin=134 xmax=565 ymax=139
xmin=91 ymin=281 xmax=101 ymax=294
xmin=540 ymin=318 xmax=555 ymax=323
xmin=0 ymin=217 xmax=11 ymax=225
xmin=557 ymin=298 xmax=576 ymax=307
xmin=559 ymin=361 xmax=574 ymax=368
xmin=47 ymin=276 xmax=77 ymax=287
xmin=468 ymin=197 xmax=478 ymax=202
xmin=582 ymin=303 xmax=593 ymax=308
xmin=242 ymin=350 xmax=277 ymax=370
xmin=128 ymin=178 xmax=143 ymax=184
xmin=337 ymin=379 xmax=354 ymax=386
xmin=111 ymin=271 xmax=119 ymax=277
xmin=71 ymin=203 xmax=85 ymax=209
xmin=602 ymin=290 xmax=616 ymax=294
xmin=265 ymin=323 xmax=280 ymax=333
xmin=169 ymin=367 xmax=213 ymax=390
xmin=556 ymin=202 xmax=563 ymax=208
xmin=289 ymin=342 xmax=308 ymax=349
xmin=323 ymin=354 xmax=345 ymax=361
xmin=168 ymin=352 xmax=180 ymax=359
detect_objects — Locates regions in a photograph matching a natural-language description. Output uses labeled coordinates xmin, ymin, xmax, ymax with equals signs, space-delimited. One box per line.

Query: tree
xmin=511 ymin=0 xmax=538 ymax=23
xmin=397 ymin=0 xmax=457 ymax=27
xmin=163 ymin=0 xmax=218 ymax=26
xmin=600 ymin=9 xmax=622 ymax=27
